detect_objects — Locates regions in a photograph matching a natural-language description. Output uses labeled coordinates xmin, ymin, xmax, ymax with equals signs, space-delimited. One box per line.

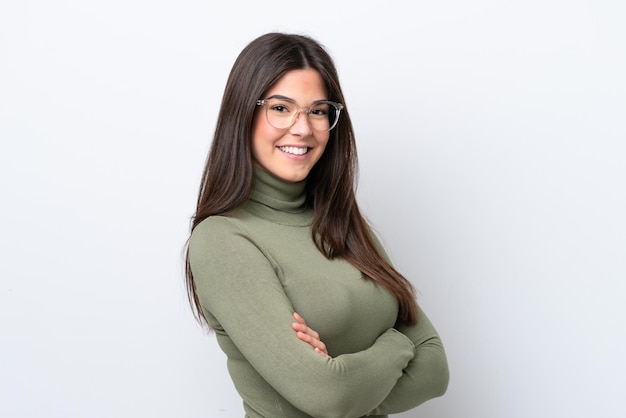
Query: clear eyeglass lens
xmin=264 ymin=99 xmax=340 ymax=131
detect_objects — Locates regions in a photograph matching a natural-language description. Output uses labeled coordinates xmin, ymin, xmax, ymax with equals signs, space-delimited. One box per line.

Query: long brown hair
xmin=185 ymin=32 xmax=417 ymax=327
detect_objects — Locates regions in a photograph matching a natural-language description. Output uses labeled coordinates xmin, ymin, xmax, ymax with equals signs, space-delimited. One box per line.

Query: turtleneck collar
xmin=243 ymin=167 xmax=313 ymax=226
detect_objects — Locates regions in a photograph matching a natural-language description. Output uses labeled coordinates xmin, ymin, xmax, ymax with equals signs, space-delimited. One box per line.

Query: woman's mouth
xmin=278 ymin=146 xmax=309 ymax=156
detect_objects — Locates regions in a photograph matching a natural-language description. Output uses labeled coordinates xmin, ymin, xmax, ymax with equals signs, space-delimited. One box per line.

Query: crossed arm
xmin=293 ymin=307 xmax=449 ymax=415
xmin=291 ymin=234 xmax=450 ymax=415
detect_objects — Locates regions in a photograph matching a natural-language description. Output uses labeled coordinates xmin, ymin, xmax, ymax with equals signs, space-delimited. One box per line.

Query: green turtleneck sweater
xmin=188 ymin=169 xmax=449 ymax=418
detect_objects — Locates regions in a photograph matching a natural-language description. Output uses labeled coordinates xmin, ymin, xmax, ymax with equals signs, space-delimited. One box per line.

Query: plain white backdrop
xmin=1 ymin=1 xmax=625 ymax=417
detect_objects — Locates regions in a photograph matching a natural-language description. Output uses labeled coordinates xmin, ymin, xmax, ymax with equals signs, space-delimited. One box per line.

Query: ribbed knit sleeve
xmin=189 ymin=216 xmax=416 ymax=418
xmin=365 ymin=307 xmax=450 ymax=415
xmin=365 ymin=231 xmax=450 ymax=415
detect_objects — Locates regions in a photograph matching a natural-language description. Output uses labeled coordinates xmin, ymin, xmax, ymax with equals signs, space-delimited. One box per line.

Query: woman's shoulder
xmin=191 ymin=212 xmax=243 ymax=238
xmin=190 ymin=207 xmax=256 ymax=241
xmin=366 ymin=223 xmax=393 ymax=264
xmin=188 ymin=214 xmax=252 ymax=264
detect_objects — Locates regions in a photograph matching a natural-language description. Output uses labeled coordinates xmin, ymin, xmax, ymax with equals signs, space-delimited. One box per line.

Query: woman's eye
xmin=310 ymin=107 xmax=328 ymax=116
xmin=270 ymin=104 xmax=291 ymax=113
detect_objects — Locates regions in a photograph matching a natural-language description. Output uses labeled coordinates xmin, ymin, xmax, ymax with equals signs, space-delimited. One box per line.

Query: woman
xmin=185 ymin=32 xmax=449 ymax=418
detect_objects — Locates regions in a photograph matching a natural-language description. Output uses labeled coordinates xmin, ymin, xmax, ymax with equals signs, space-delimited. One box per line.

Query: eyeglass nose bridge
xmin=289 ymin=106 xmax=315 ymax=128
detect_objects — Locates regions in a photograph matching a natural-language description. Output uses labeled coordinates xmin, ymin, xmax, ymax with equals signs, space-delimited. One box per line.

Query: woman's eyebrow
xmin=265 ymin=94 xmax=329 ymax=104
xmin=265 ymin=94 xmax=295 ymax=102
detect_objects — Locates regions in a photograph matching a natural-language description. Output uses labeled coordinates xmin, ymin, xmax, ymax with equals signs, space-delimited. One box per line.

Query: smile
xmin=278 ymin=146 xmax=309 ymax=156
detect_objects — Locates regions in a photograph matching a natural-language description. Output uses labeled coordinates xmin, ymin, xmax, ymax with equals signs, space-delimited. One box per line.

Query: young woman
xmin=185 ymin=32 xmax=449 ymax=418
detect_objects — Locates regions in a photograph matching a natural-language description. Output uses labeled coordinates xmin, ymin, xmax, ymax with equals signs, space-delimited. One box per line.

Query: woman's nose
xmin=289 ymin=111 xmax=313 ymax=136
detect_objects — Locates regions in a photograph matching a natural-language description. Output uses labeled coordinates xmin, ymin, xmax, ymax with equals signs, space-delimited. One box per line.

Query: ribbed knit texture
xmin=188 ymin=168 xmax=449 ymax=418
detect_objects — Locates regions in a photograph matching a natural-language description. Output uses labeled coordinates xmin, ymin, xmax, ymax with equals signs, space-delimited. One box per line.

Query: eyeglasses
xmin=256 ymin=98 xmax=344 ymax=132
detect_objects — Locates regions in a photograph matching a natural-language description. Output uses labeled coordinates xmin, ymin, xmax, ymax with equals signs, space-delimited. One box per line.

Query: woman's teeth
xmin=279 ymin=146 xmax=308 ymax=155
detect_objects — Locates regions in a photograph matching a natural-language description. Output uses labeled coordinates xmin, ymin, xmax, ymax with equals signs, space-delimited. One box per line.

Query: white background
xmin=1 ymin=1 xmax=625 ymax=417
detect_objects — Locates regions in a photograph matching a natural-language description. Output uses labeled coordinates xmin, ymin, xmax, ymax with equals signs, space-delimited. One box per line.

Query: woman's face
xmin=251 ymin=68 xmax=330 ymax=183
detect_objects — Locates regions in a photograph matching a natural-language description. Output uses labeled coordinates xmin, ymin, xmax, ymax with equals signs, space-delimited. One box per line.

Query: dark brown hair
xmin=185 ymin=32 xmax=417 ymax=327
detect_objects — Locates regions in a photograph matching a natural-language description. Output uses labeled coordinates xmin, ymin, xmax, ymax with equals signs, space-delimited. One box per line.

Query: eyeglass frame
xmin=256 ymin=97 xmax=344 ymax=132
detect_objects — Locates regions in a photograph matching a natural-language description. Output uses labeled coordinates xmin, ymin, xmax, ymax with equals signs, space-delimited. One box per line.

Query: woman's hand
xmin=292 ymin=312 xmax=329 ymax=357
